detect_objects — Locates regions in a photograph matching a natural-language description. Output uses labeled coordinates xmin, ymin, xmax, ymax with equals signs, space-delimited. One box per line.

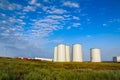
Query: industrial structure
xmin=35 ymin=57 xmax=53 ymax=61
xmin=57 ymin=44 xmax=66 ymax=62
xmin=54 ymin=44 xmax=102 ymax=62
xmin=53 ymin=46 xmax=57 ymax=62
xmin=113 ymin=56 xmax=120 ymax=62
xmin=72 ymin=44 xmax=83 ymax=62
xmin=90 ymin=48 xmax=101 ymax=62
xmin=54 ymin=44 xmax=70 ymax=62
xmin=54 ymin=44 xmax=83 ymax=62
xmin=65 ymin=45 xmax=70 ymax=62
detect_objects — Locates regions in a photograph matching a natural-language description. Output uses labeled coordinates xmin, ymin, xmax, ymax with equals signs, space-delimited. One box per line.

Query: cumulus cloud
xmin=46 ymin=15 xmax=65 ymax=20
xmin=0 ymin=37 xmax=49 ymax=58
xmin=0 ymin=0 xmax=22 ymax=10
xmin=46 ymin=7 xmax=67 ymax=14
xmin=29 ymin=0 xmax=36 ymax=5
xmin=63 ymin=1 xmax=79 ymax=8
xmin=29 ymin=0 xmax=41 ymax=6
xmin=66 ymin=23 xmax=81 ymax=30
xmin=23 ymin=5 xmax=37 ymax=12
xmin=0 ymin=0 xmax=82 ymax=58
xmin=73 ymin=16 xmax=80 ymax=20
xmin=72 ymin=23 xmax=81 ymax=27
xmin=27 ymin=17 xmax=64 ymax=38
xmin=22 ymin=0 xmax=41 ymax=12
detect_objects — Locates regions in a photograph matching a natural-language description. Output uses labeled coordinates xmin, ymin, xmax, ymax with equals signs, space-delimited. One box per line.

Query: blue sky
xmin=0 ymin=0 xmax=120 ymax=61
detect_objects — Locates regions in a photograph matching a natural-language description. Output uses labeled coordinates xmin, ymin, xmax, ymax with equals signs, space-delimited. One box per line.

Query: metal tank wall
xmin=90 ymin=48 xmax=101 ymax=62
xmin=65 ymin=45 xmax=70 ymax=62
xmin=113 ymin=56 xmax=120 ymax=62
xmin=57 ymin=44 xmax=66 ymax=62
xmin=72 ymin=44 xmax=83 ymax=62
xmin=53 ymin=46 xmax=57 ymax=62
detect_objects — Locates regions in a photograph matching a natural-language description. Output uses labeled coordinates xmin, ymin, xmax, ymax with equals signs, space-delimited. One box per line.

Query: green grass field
xmin=0 ymin=57 xmax=120 ymax=80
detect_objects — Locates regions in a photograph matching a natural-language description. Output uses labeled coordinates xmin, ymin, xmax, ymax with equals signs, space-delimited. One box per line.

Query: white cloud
xmin=19 ymin=16 xmax=26 ymax=19
xmin=102 ymin=23 xmax=107 ymax=26
xmin=0 ymin=33 xmax=10 ymax=37
xmin=108 ymin=18 xmax=120 ymax=23
xmin=51 ymin=39 xmax=63 ymax=43
xmin=0 ymin=38 xmax=49 ymax=58
xmin=43 ymin=0 xmax=49 ymax=2
xmin=0 ymin=27 xmax=6 ymax=30
xmin=63 ymin=1 xmax=79 ymax=8
xmin=8 ymin=4 xmax=22 ymax=10
xmin=63 ymin=15 xmax=71 ymax=17
xmin=29 ymin=0 xmax=36 ymax=4
xmin=0 ymin=0 xmax=82 ymax=58
xmin=66 ymin=26 xmax=71 ymax=30
xmin=0 ymin=0 xmax=22 ymax=10
xmin=1 ymin=13 xmax=6 ymax=17
xmin=23 ymin=6 xmax=36 ymax=12
xmin=34 ymin=18 xmax=60 ymax=25
xmin=8 ymin=17 xmax=25 ymax=25
xmin=5 ymin=29 xmax=10 ymax=33
xmin=0 ymin=14 xmax=25 ymax=39
xmin=2 ymin=20 xmax=7 ymax=23
xmin=23 ymin=0 xmax=41 ymax=12
xmin=25 ymin=17 xmax=64 ymax=38
xmin=42 ymin=6 xmax=49 ymax=11
xmin=73 ymin=16 xmax=80 ymax=20
xmin=46 ymin=15 xmax=65 ymax=20
xmin=47 ymin=7 xmax=67 ymax=14
xmin=72 ymin=23 xmax=81 ymax=27
xmin=66 ymin=23 xmax=81 ymax=30
xmin=29 ymin=0 xmax=41 ymax=6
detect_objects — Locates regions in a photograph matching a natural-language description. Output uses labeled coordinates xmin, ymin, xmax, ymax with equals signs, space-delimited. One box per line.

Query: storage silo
xmin=65 ymin=45 xmax=70 ymax=62
xmin=57 ymin=44 xmax=66 ymax=62
xmin=72 ymin=44 xmax=83 ymax=62
xmin=113 ymin=56 xmax=120 ymax=62
xmin=90 ymin=48 xmax=101 ymax=62
xmin=53 ymin=46 xmax=57 ymax=62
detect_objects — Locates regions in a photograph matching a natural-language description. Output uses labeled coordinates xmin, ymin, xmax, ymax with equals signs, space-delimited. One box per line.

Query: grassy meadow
xmin=0 ymin=57 xmax=120 ymax=80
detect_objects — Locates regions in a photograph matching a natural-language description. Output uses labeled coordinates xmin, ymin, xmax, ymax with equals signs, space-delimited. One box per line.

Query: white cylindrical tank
xmin=65 ymin=45 xmax=70 ymax=62
xmin=57 ymin=44 xmax=66 ymax=62
xmin=113 ymin=56 xmax=120 ymax=62
xmin=54 ymin=46 xmax=57 ymax=62
xmin=72 ymin=44 xmax=83 ymax=62
xmin=90 ymin=48 xmax=101 ymax=62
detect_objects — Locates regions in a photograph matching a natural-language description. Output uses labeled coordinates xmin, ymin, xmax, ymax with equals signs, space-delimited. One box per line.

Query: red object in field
xmin=23 ymin=58 xmax=29 ymax=60
xmin=15 ymin=56 xmax=19 ymax=58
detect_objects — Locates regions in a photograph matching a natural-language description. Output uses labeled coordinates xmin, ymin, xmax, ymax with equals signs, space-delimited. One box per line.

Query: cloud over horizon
xmin=0 ymin=0 xmax=120 ymax=61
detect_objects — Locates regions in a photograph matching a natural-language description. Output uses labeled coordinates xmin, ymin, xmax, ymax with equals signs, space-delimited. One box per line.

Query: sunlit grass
xmin=0 ymin=57 xmax=120 ymax=80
